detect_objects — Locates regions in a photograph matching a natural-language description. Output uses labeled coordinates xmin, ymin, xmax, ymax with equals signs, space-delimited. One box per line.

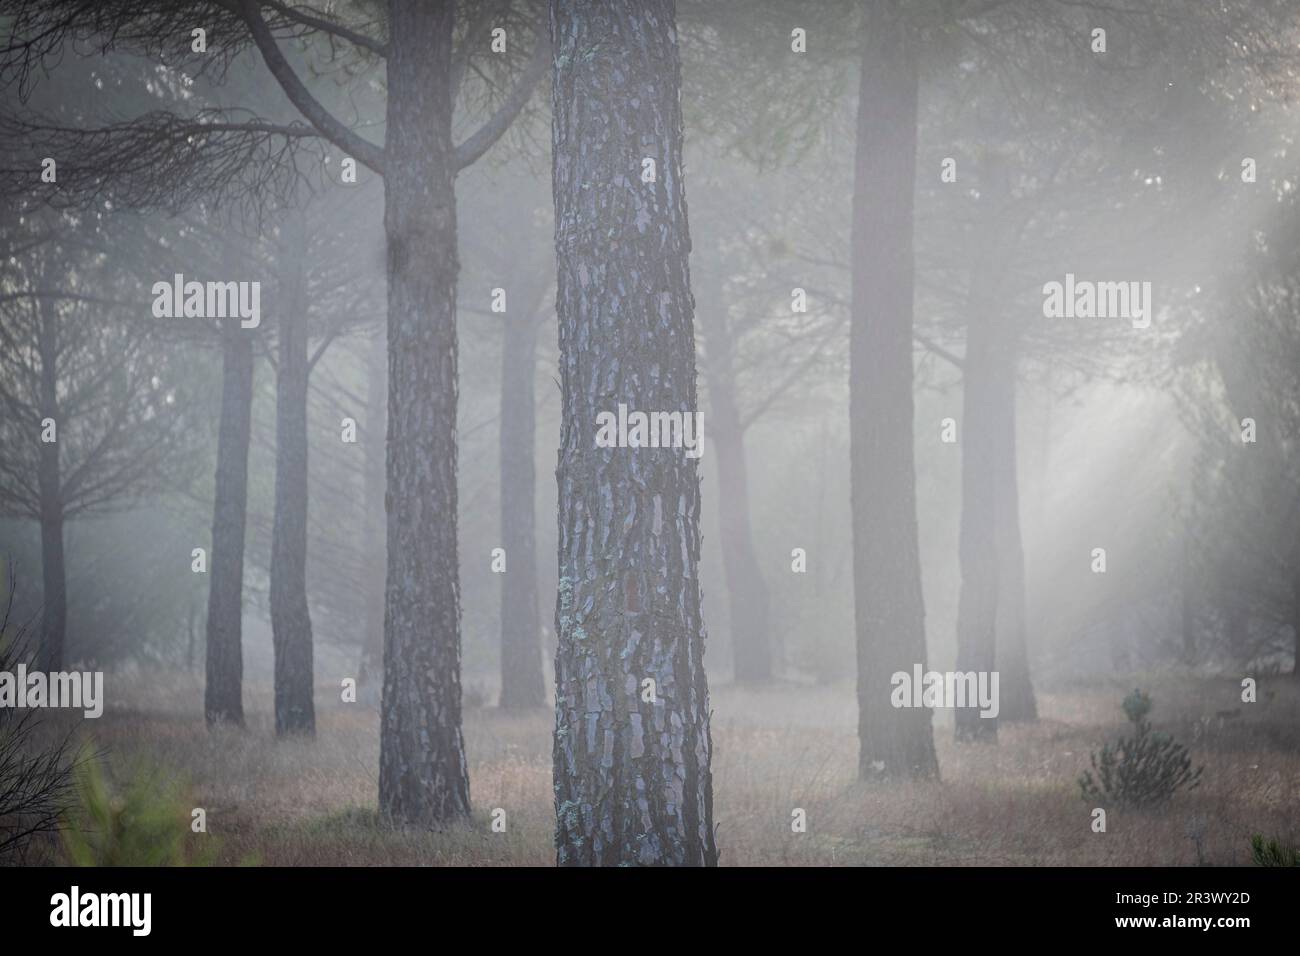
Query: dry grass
xmin=37 ymin=670 xmax=1300 ymax=866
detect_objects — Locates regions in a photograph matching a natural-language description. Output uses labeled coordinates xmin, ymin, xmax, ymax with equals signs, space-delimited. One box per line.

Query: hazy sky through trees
xmin=0 ymin=0 xmax=1298 ymax=879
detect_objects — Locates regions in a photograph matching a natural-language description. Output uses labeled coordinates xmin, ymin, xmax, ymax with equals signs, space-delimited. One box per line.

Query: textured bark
xmin=35 ymin=299 xmax=65 ymax=672
xmin=269 ymin=211 xmax=316 ymax=736
xmin=358 ymin=328 xmax=386 ymax=686
xmin=697 ymin=281 xmax=772 ymax=683
xmin=954 ymin=152 xmax=1014 ymax=744
xmin=850 ymin=1 xmax=938 ymax=779
xmin=499 ymin=311 xmax=546 ymax=709
xmin=550 ymin=0 xmax=717 ymax=866
xmin=204 ymin=318 xmax=254 ymax=727
xmin=377 ymin=0 xmax=470 ymax=825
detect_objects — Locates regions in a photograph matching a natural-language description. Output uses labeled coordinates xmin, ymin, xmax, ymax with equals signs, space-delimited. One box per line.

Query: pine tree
xmin=550 ymin=0 xmax=717 ymax=866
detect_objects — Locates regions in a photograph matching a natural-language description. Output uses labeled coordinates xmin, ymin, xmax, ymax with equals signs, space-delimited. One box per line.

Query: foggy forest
xmin=1 ymin=0 xmax=1299 ymax=881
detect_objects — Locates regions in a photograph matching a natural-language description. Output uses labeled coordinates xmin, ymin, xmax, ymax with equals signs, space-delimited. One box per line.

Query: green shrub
xmin=1079 ymin=689 xmax=1203 ymax=808
xmin=1250 ymin=834 xmax=1299 ymax=867
xmin=61 ymin=757 xmax=217 ymax=866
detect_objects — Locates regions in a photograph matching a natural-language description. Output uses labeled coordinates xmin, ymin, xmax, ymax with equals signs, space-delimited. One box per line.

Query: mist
xmin=1 ymin=0 xmax=1298 ymax=892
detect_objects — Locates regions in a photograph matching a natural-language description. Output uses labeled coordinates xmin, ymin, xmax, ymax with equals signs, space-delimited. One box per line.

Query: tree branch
xmin=258 ymin=0 xmax=387 ymax=57
xmin=913 ymin=330 xmax=965 ymax=370
xmin=0 ymin=109 xmax=322 ymax=214
xmin=454 ymin=24 xmax=550 ymax=171
xmin=233 ymin=0 xmax=385 ymax=174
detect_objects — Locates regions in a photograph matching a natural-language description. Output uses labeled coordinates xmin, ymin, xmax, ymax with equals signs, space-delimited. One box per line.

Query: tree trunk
xmin=953 ymin=345 xmax=999 ymax=743
xmin=499 ymin=311 xmax=546 ymax=709
xmin=269 ymin=211 xmax=316 ymax=736
xmin=1181 ymin=536 xmax=1199 ymax=665
xmin=378 ymin=0 xmax=471 ymax=825
xmin=954 ymin=152 xmax=1015 ymax=744
xmin=713 ymin=389 xmax=772 ymax=683
xmin=550 ymin=0 xmax=717 ymax=866
xmin=358 ymin=327 xmax=386 ymax=687
xmin=850 ymin=0 xmax=938 ymax=779
xmin=1223 ymin=599 xmax=1247 ymax=663
xmin=204 ymin=317 xmax=254 ymax=727
xmin=1291 ymin=576 xmax=1299 ymax=679
xmin=992 ymin=350 xmax=1037 ymax=722
xmin=36 ymin=507 xmax=65 ymax=670
xmin=35 ymin=299 xmax=65 ymax=671
xmin=697 ymin=280 xmax=773 ymax=683
xmin=186 ymin=596 xmax=198 ymax=673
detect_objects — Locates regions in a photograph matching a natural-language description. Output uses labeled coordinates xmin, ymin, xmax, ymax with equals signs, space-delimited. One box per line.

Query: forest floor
xmin=35 ymin=671 xmax=1300 ymax=866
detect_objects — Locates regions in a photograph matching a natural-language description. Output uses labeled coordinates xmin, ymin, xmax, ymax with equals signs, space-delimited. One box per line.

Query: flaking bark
xmin=377 ymin=0 xmax=471 ymax=825
xmin=550 ymin=0 xmax=717 ymax=866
